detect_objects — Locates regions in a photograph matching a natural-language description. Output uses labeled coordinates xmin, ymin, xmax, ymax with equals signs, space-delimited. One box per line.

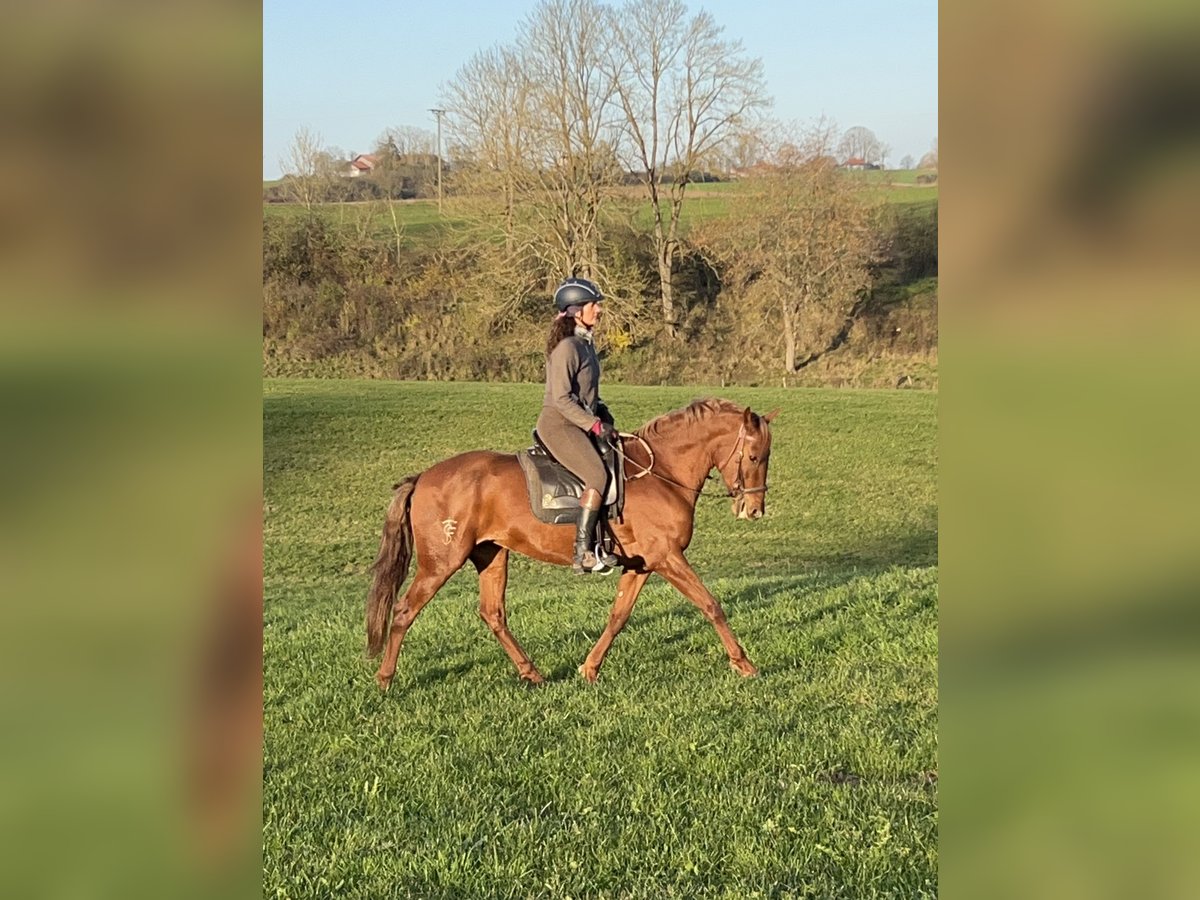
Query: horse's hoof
xmin=732 ymin=660 xmax=759 ymax=678
xmin=578 ymin=664 xmax=599 ymax=683
xmin=375 ymin=673 xmax=394 ymax=692
xmin=520 ymin=670 xmax=545 ymax=685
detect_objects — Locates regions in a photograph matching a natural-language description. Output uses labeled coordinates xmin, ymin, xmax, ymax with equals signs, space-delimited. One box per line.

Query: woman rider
xmin=537 ymin=277 xmax=621 ymax=575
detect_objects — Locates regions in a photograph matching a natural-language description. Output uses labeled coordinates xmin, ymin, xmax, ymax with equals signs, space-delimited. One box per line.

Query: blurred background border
xmin=1 ymin=0 xmax=1198 ymax=897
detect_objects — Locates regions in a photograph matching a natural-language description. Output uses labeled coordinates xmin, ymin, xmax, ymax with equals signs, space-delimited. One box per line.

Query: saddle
xmin=516 ymin=430 xmax=625 ymax=526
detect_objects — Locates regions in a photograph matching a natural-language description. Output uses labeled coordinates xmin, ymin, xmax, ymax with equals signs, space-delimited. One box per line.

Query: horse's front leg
xmin=579 ymin=569 xmax=650 ymax=683
xmin=656 ymin=552 xmax=758 ymax=677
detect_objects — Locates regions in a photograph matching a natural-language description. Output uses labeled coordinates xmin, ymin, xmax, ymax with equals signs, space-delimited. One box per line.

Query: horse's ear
xmin=762 ymin=408 xmax=781 ymax=424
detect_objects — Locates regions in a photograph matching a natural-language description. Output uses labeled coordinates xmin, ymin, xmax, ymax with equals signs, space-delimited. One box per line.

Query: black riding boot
xmin=573 ymin=489 xmax=606 ymax=575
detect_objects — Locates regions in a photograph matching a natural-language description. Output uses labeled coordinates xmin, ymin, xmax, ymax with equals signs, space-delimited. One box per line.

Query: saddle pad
xmin=516 ymin=441 xmax=624 ymax=526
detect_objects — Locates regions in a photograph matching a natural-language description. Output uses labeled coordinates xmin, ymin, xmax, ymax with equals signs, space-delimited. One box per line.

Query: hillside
xmin=262 ymin=173 xmax=937 ymax=389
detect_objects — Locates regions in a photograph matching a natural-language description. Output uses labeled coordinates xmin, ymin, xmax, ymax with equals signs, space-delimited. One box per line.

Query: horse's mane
xmin=635 ymin=397 xmax=744 ymax=441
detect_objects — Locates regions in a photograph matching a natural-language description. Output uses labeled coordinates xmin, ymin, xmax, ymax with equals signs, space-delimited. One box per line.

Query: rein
xmin=617 ymin=427 xmax=768 ymax=501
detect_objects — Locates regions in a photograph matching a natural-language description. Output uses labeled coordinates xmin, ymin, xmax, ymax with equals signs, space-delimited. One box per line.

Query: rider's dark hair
xmin=546 ymin=314 xmax=575 ymax=359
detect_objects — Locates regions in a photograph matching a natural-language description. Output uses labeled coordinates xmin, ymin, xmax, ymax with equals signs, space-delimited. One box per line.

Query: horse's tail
xmin=366 ymin=475 xmax=419 ymax=658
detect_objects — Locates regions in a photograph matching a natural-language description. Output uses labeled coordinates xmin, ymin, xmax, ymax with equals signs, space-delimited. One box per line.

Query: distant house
xmin=346 ymin=153 xmax=381 ymax=177
xmin=842 ymin=156 xmax=867 ymax=170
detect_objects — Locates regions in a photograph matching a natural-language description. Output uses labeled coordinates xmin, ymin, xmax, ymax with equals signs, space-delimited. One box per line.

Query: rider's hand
xmin=591 ymin=420 xmax=616 ymax=442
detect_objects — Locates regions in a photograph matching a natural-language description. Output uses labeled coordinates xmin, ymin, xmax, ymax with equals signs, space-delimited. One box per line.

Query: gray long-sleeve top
xmin=541 ymin=331 xmax=603 ymax=432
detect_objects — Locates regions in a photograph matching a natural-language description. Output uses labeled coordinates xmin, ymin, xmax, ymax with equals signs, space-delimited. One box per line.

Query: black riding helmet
xmin=554 ymin=277 xmax=604 ymax=311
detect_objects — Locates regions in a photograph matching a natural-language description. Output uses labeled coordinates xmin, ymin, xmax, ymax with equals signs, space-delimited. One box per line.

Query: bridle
xmin=715 ymin=423 xmax=769 ymax=501
xmin=619 ymin=423 xmax=768 ymax=501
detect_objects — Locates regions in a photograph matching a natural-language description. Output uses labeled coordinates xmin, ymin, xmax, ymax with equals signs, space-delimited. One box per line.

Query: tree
xmin=444 ymin=0 xmax=628 ymax=285
xmin=900 ymin=153 xmax=915 ymax=170
xmin=443 ymin=43 xmax=538 ymax=252
xmin=918 ymin=136 xmax=938 ymax=170
xmin=728 ymin=129 xmax=766 ymax=171
xmin=374 ymin=126 xmax=439 ymax=197
xmin=376 ymin=125 xmax=436 ymax=158
xmin=838 ymin=125 xmax=887 ymax=166
xmin=521 ymin=0 xmax=626 ymax=280
xmin=608 ymin=0 xmax=768 ymax=336
xmin=696 ymin=122 xmax=880 ymax=372
xmin=280 ymin=127 xmax=334 ymax=211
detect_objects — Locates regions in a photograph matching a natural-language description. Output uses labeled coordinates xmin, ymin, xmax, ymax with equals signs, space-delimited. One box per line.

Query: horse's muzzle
xmin=732 ymin=484 xmax=767 ymax=520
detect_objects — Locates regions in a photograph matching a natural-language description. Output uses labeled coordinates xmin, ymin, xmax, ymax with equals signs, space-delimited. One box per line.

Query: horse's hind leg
xmin=472 ymin=542 xmax=544 ymax=684
xmin=376 ymin=563 xmax=456 ymax=691
xmin=579 ymin=569 xmax=650 ymax=683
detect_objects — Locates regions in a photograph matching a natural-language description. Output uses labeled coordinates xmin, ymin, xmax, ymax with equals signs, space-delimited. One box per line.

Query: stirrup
xmin=595 ymin=541 xmax=618 ymax=568
xmin=572 ymin=548 xmax=610 ymax=575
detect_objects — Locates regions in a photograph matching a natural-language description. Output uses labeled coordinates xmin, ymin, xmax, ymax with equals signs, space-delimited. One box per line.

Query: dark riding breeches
xmin=535 ymin=409 xmax=607 ymax=495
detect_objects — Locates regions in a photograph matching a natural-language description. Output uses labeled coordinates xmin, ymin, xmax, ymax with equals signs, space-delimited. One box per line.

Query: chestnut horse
xmin=366 ymin=398 xmax=778 ymax=687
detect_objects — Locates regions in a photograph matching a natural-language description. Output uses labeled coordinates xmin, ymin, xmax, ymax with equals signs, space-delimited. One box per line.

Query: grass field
xmin=263 ymin=199 xmax=454 ymax=244
xmin=264 ymin=379 xmax=938 ymax=898
xmin=263 ymin=172 xmax=937 ymax=244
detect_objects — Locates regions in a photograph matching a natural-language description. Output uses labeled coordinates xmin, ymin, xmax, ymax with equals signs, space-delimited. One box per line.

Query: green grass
xmin=664 ymin=181 xmax=937 ymax=222
xmin=263 ymin=199 xmax=457 ymax=244
xmin=264 ymin=379 xmax=938 ymax=898
xmin=866 ymin=170 xmax=938 ymax=203
xmin=263 ymin=175 xmax=936 ymax=245
xmin=629 ymin=194 xmax=735 ymax=231
xmin=881 ymin=170 xmax=937 ymax=186
xmin=874 ymin=185 xmax=939 ymax=204
xmin=261 ymin=193 xmax=737 ymax=240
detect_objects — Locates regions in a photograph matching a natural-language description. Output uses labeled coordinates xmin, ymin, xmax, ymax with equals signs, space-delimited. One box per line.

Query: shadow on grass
xmin=639 ymin=524 xmax=936 ymax=617
xmin=410 ymin=659 xmax=477 ymax=686
xmin=263 ymin=394 xmax=361 ymax=487
xmin=623 ymin=526 xmax=938 ymax=669
xmin=365 ymin=525 xmax=937 ymax=691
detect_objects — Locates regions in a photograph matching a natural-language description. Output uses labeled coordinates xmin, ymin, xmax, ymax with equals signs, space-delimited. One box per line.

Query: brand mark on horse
xmin=441 ymin=519 xmax=458 ymax=544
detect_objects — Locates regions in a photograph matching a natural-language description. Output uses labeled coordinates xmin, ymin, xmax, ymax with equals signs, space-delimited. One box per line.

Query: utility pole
xmin=429 ymin=108 xmax=445 ymax=214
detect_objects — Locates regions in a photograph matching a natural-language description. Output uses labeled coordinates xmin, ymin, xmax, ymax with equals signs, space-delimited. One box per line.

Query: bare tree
xmin=280 ymin=127 xmax=333 ymax=211
xmin=444 ymin=15 xmax=649 ymax=347
xmin=608 ymin=0 xmax=768 ymax=336
xmin=443 ymin=44 xmax=539 ymax=253
xmin=696 ymin=122 xmax=881 ymax=372
xmin=900 ymin=153 xmax=915 ymax=170
xmin=364 ymin=126 xmax=438 ymax=200
xmin=520 ymin=0 xmax=627 ymax=280
xmin=446 ymin=0 xmax=624 ymax=282
xmin=729 ymin=129 xmax=767 ymax=171
xmin=448 ymin=1 xmax=627 ymax=277
xmin=376 ymin=125 xmax=437 ymax=158
xmin=838 ymin=125 xmax=887 ymax=166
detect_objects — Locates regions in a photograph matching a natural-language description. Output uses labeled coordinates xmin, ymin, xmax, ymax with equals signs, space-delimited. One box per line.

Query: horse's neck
xmin=654 ymin=414 xmax=731 ymax=493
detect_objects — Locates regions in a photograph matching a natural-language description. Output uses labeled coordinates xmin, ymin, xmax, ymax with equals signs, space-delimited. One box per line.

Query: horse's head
xmin=718 ymin=407 xmax=780 ymax=520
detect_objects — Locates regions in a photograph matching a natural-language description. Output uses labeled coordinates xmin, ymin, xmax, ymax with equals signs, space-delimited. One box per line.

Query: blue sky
xmin=263 ymin=0 xmax=937 ymax=179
